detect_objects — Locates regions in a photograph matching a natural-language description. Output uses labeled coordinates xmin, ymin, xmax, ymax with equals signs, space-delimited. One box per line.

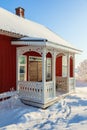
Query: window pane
xmin=62 ymin=66 xmax=67 ymax=77
xmin=20 ymin=74 xmax=25 ymax=81
xmin=47 ymin=58 xmax=51 ymax=66
xmin=20 ymin=66 xmax=25 ymax=73
xmin=62 ymin=56 xmax=67 ymax=66
xmin=47 ymin=66 xmax=51 ymax=78
xmin=29 ymin=56 xmax=42 ymax=61
xmin=18 ymin=56 xmax=26 ymax=81
xmin=46 ymin=58 xmax=52 ymax=80
xmin=19 ymin=56 xmax=26 ymax=64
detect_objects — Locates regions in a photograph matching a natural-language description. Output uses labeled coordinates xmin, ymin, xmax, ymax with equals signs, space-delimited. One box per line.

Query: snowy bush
xmin=77 ymin=59 xmax=87 ymax=81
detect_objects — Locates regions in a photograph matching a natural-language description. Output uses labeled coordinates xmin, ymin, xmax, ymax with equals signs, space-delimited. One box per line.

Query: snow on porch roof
xmin=11 ymin=37 xmax=81 ymax=53
xmin=0 ymin=7 xmax=81 ymax=53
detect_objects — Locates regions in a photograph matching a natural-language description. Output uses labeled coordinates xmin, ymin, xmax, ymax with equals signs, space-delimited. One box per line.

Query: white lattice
xmin=45 ymin=81 xmax=54 ymax=100
xmin=18 ymin=81 xmax=43 ymax=103
xmin=17 ymin=46 xmax=43 ymax=56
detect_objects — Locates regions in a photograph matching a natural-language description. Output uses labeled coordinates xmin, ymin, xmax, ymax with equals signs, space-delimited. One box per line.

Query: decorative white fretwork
xmin=18 ymin=81 xmax=54 ymax=103
xmin=45 ymin=81 xmax=54 ymax=100
xmin=18 ymin=81 xmax=43 ymax=103
xmin=17 ymin=46 xmax=43 ymax=56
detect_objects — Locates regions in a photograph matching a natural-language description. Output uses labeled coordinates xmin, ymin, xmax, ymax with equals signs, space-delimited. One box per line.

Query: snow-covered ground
xmin=0 ymin=81 xmax=87 ymax=130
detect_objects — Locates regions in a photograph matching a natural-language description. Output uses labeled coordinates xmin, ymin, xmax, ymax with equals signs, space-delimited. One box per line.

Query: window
xmin=62 ymin=55 xmax=67 ymax=77
xmin=18 ymin=56 xmax=27 ymax=81
xmin=29 ymin=56 xmax=42 ymax=61
xmin=46 ymin=58 xmax=52 ymax=80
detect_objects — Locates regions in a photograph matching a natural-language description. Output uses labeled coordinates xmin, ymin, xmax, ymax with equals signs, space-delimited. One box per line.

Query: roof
xmin=0 ymin=7 xmax=81 ymax=53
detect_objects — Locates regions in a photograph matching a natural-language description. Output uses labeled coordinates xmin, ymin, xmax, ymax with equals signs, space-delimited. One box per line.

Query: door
xmin=29 ymin=61 xmax=42 ymax=82
xmin=29 ymin=61 xmax=38 ymax=81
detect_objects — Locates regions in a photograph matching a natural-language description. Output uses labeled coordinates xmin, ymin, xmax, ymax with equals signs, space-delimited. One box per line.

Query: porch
xmin=16 ymin=45 xmax=75 ymax=108
xmin=18 ymin=78 xmax=75 ymax=108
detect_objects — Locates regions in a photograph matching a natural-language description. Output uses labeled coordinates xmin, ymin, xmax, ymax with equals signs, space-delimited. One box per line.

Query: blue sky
xmin=0 ymin=0 xmax=87 ymax=67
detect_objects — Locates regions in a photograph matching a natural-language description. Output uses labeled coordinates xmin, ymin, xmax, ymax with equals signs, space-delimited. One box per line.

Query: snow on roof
xmin=0 ymin=7 xmax=80 ymax=52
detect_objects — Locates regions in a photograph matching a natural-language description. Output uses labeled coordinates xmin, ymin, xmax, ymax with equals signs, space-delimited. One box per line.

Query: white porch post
xmin=42 ymin=48 xmax=46 ymax=103
xmin=67 ymin=53 xmax=70 ymax=92
xmin=73 ymin=54 xmax=76 ymax=91
xmin=52 ymin=52 xmax=56 ymax=97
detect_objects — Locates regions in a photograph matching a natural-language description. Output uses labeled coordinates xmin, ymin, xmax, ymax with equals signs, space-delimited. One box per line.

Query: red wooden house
xmin=0 ymin=7 xmax=81 ymax=108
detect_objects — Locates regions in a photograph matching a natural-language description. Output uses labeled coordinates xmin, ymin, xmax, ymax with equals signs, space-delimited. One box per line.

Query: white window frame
xmin=18 ymin=55 xmax=27 ymax=81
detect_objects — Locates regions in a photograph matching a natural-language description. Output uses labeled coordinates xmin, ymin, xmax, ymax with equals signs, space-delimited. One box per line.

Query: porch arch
xmin=56 ymin=53 xmax=68 ymax=92
xmin=56 ymin=53 xmax=65 ymax=77
xmin=23 ymin=51 xmax=42 ymax=57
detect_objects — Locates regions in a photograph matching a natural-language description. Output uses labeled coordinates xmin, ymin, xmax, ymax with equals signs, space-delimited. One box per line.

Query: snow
xmin=0 ymin=91 xmax=17 ymax=100
xmin=0 ymin=7 xmax=79 ymax=52
xmin=0 ymin=82 xmax=87 ymax=130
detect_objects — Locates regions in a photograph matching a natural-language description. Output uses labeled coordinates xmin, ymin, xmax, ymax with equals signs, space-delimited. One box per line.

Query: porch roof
xmin=0 ymin=7 xmax=81 ymax=53
xmin=12 ymin=37 xmax=81 ymax=53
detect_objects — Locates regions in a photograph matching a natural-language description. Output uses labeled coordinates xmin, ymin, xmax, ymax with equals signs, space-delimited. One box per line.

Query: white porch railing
xmin=18 ymin=81 xmax=54 ymax=104
xmin=45 ymin=81 xmax=54 ymax=100
xmin=18 ymin=81 xmax=43 ymax=103
xmin=18 ymin=78 xmax=75 ymax=105
xmin=56 ymin=76 xmax=67 ymax=91
xmin=69 ymin=78 xmax=75 ymax=91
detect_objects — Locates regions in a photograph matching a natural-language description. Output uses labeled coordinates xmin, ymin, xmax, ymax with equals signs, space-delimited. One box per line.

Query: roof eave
xmin=11 ymin=38 xmax=82 ymax=54
xmin=11 ymin=39 xmax=47 ymax=46
xmin=46 ymin=41 xmax=82 ymax=54
xmin=0 ymin=29 xmax=23 ymax=38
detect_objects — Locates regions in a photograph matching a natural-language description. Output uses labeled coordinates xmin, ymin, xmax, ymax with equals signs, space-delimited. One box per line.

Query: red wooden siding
xmin=0 ymin=35 xmax=17 ymax=93
xmin=70 ymin=57 xmax=73 ymax=77
xmin=56 ymin=56 xmax=62 ymax=76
